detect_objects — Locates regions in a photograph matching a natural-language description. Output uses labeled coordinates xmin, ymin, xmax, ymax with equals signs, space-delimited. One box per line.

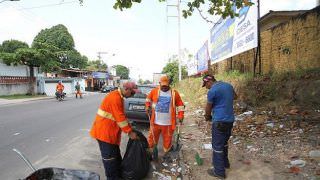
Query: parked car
xmin=101 ymin=85 xmax=116 ymax=93
xmin=125 ymin=85 xmax=156 ymax=123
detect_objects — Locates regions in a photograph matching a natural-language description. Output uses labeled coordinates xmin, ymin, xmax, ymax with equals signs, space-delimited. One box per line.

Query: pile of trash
xmin=230 ymin=105 xmax=320 ymax=178
xmin=151 ymin=153 xmax=184 ymax=180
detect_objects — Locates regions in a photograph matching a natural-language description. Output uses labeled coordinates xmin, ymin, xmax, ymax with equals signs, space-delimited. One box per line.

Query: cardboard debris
xmin=202 ymin=144 xmax=212 ymax=150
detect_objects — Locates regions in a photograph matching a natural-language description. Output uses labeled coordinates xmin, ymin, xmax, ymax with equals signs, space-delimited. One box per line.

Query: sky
xmin=0 ymin=0 xmax=318 ymax=80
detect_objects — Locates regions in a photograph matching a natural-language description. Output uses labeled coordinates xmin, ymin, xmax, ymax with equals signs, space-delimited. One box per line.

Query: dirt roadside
xmin=177 ymin=107 xmax=320 ymax=180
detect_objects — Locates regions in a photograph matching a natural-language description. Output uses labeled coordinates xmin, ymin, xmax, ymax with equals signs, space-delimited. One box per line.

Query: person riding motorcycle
xmin=55 ymin=81 xmax=65 ymax=99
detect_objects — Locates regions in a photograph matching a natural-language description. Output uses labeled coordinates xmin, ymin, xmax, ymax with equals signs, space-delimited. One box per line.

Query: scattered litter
xmin=299 ymin=129 xmax=304 ymax=133
xmin=13 ymin=132 xmax=20 ymax=136
xmin=170 ymin=168 xmax=176 ymax=173
xmin=289 ymin=166 xmax=301 ymax=174
xmin=177 ymin=167 xmax=182 ymax=173
xmin=243 ymin=160 xmax=251 ymax=165
xmin=151 ymin=162 xmax=156 ymax=170
xmin=266 ymin=123 xmax=274 ymax=128
xmin=289 ymin=109 xmax=299 ymax=115
xmin=243 ymin=111 xmax=253 ymax=115
xmin=290 ymin=160 xmax=306 ymax=167
xmin=202 ymin=144 xmax=212 ymax=150
xmin=188 ymin=124 xmax=197 ymax=127
xmin=233 ymin=141 xmax=241 ymax=145
xmin=152 ymin=172 xmax=171 ymax=180
xmin=279 ymin=124 xmax=284 ymax=128
xmin=162 ymin=163 xmax=168 ymax=167
xmin=247 ymin=145 xmax=253 ymax=149
xmin=309 ymin=150 xmax=320 ymax=159
xmin=195 ymin=109 xmax=204 ymax=116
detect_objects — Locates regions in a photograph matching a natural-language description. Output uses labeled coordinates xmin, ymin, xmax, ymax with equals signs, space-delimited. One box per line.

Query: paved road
xmin=0 ymin=94 xmax=108 ymax=179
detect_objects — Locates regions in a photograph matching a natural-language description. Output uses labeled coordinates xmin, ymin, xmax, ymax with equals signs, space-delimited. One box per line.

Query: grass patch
xmin=0 ymin=94 xmax=46 ymax=100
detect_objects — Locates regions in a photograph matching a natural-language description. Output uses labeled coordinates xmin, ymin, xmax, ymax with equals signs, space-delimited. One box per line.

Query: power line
xmin=17 ymin=0 xmax=78 ymax=11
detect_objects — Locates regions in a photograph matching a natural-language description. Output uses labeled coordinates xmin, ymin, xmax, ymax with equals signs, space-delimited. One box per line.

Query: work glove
xmin=145 ymin=107 xmax=152 ymax=116
xmin=128 ymin=131 xmax=138 ymax=140
xmin=204 ymin=114 xmax=212 ymax=121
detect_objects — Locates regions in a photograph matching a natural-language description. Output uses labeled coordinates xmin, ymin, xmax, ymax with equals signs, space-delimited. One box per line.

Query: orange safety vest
xmin=90 ymin=89 xmax=132 ymax=145
xmin=146 ymin=87 xmax=185 ymax=130
xmin=56 ymin=84 xmax=64 ymax=91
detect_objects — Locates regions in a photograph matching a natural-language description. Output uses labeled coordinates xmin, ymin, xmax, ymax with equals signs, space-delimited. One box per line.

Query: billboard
xmin=196 ymin=41 xmax=209 ymax=73
xmin=210 ymin=0 xmax=258 ymax=63
xmin=187 ymin=55 xmax=197 ymax=76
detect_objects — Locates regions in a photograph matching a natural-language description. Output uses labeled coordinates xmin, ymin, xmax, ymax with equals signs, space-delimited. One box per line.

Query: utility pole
xmin=167 ymin=0 xmax=182 ymax=81
xmin=97 ymin=52 xmax=108 ymax=62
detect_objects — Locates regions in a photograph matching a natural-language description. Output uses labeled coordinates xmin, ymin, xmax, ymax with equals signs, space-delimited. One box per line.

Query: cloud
xmin=0 ymin=7 xmax=48 ymax=44
xmin=260 ymin=0 xmax=317 ymax=16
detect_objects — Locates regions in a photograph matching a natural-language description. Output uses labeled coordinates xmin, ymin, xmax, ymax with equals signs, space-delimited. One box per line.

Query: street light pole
xmin=177 ymin=0 xmax=182 ymax=81
xmin=167 ymin=0 xmax=182 ymax=81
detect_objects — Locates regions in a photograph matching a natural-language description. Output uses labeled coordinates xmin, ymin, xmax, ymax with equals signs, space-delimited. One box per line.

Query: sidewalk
xmin=0 ymin=96 xmax=54 ymax=106
xmin=0 ymin=91 xmax=100 ymax=106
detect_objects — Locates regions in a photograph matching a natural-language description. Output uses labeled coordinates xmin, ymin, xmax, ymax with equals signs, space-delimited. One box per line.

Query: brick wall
xmin=210 ymin=6 xmax=320 ymax=75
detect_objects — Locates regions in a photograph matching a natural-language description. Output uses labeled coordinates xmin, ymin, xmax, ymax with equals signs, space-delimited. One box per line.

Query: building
xmin=259 ymin=10 xmax=308 ymax=32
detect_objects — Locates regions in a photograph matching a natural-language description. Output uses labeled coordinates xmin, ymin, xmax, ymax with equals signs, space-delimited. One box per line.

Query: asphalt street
xmin=0 ymin=94 xmax=109 ymax=179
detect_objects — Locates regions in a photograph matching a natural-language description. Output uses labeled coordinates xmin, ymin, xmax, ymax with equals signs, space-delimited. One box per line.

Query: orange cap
xmin=159 ymin=75 xmax=170 ymax=86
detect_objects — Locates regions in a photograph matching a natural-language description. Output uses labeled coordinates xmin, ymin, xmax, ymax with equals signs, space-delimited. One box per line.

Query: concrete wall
xmin=0 ymin=61 xmax=39 ymax=77
xmin=211 ymin=6 xmax=320 ymax=75
xmin=0 ymin=84 xmax=30 ymax=96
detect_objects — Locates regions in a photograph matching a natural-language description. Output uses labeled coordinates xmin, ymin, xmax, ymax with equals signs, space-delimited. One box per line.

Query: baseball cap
xmin=202 ymin=75 xmax=215 ymax=87
xmin=159 ymin=75 xmax=170 ymax=86
xmin=123 ymin=82 xmax=140 ymax=93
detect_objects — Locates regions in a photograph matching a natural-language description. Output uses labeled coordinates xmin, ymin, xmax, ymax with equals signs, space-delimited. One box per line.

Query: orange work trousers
xmin=148 ymin=124 xmax=174 ymax=152
xmin=76 ymin=90 xmax=82 ymax=98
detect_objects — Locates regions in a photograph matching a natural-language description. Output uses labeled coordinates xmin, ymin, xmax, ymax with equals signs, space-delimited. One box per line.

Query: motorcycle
xmin=13 ymin=148 xmax=100 ymax=180
xmin=55 ymin=91 xmax=66 ymax=101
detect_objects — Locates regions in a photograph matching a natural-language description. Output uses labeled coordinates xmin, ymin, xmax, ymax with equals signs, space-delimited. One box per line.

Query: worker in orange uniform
xmin=75 ymin=82 xmax=82 ymax=99
xmin=90 ymin=82 xmax=139 ymax=180
xmin=145 ymin=75 xmax=185 ymax=158
xmin=55 ymin=81 xmax=64 ymax=99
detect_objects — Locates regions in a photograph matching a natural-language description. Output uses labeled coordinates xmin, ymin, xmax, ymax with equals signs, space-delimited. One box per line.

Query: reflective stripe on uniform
xmin=117 ymin=121 xmax=129 ymax=128
xmin=97 ymin=109 xmax=115 ymax=121
xmin=176 ymin=106 xmax=184 ymax=112
xmin=213 ymin=149 xmax=223 ymax=153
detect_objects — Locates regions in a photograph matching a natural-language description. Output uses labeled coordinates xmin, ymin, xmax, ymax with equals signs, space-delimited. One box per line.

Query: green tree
xmin=80 ymin=0 xmax=253 ymax=20
xmin=0 ymin=40 xmax=44 ymax=95
xmin=32 ymin=24 xmax=87 ymax=70
xmin=114 ymin=65 xmax=129 ymax=79
xmin=1 ymin=40 xmax=28 ymax=53
xmin=162 ymin=58 xmax=188 ymax=85
xmin=87 ymin=60 xmax=107 ymax=71
xmin=138 ymin=79 xmax=144 ymax=85
xmin=32 ymin=24 xmax=75 ymax=51
xmin=143 ymin=79 xmax=152 ymax=84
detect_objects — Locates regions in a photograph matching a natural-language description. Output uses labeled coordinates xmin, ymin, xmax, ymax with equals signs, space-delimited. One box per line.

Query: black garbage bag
xmin=121 ymin=130 xmax=150 ymax=180
xmin=25 ymin=167 xmax=100 ymax=180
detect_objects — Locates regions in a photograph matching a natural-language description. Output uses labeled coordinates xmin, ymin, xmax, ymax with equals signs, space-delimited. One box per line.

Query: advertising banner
xmin=210 ymin=0 xmax=258 ymax=63
xmin=196 ymin=41 xmax=209 ymax=73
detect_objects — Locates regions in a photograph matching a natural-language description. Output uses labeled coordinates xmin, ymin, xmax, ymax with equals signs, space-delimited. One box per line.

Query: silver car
xmin=125 ymin=85 xmax=156 ymax=123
